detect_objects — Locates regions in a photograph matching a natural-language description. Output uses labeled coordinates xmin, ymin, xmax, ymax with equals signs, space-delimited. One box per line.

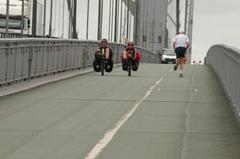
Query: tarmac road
xmin=0 ymin=64 xmax=240 ymax=159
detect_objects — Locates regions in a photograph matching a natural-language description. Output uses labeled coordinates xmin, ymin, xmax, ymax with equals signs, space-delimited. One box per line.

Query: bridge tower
xmin=134 ymin=0 xmax=168 ymax=54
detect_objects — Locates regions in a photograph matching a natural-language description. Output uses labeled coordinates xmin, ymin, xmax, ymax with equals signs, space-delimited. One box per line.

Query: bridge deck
xmin=0 ymin=64 xmax=240 ymax=159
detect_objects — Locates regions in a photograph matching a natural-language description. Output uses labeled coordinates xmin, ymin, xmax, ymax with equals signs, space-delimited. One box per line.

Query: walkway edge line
xmin=84 ymin=77 xmax=164 ymax=159
xmin=0 ymin=64 xmax=121 ymax=98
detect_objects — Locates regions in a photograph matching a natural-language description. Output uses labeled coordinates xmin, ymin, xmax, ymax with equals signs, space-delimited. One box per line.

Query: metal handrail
xmin=0 ymin=38 xmax=159 ymax=86
xmin=206 ymin=44 xmax=240 ymax=123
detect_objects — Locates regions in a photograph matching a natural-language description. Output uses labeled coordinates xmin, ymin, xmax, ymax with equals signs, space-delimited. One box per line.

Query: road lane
xmin=96 ymin=65 xmax=240 ymax=159
xmin=0 ymin=64 xmax=170 ymax=159
xmin=0 ymin=64 xmax=240 ymax=159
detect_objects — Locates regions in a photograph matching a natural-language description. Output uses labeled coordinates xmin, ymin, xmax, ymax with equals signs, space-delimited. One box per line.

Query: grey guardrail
xmin=0 ymin=32 xmax=59 ymax=38
xmin=0 ymin=38 xmax=159 ymax=86
xmin=206 ymin=44 xmax=240 ymax=123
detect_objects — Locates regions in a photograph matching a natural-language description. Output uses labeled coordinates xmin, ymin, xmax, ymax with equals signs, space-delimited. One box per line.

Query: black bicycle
xmin=100 ymin=56 xmax=106 ymax=76
xmin=126 ymin=53 xmax=134 ymax=76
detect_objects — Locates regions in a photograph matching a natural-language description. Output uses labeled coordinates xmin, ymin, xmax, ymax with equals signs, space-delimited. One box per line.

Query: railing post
xmin=5 ymin=42 xmax=10 ymax=84
xmin=28 ymin=47 xmax=33 ymax=80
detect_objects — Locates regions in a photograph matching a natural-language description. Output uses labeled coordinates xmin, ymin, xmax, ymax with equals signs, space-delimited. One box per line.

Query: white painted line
xmin=84 ymin=77 xmax=164 ymax=159
xmin=194 ymin=88 xmax=199 ymax=93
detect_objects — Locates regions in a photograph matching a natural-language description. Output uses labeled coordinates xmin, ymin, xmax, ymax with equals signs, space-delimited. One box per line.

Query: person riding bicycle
xmin=121 ymin=42 xmax=141 ymax=71
xmin=93 ymin=39 xmax=113 ymax=72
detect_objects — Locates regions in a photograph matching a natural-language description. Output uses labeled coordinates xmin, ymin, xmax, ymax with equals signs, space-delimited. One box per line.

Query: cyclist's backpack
xmin=93 ymin=60 xmax=101 ymax=72
xmin=105 ymin=59 xmax=113 ymax=72
xmin=135 ymin=51 xmax=141 ymax=61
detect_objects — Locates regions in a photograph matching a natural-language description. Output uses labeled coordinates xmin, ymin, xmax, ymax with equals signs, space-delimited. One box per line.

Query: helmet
xmin=127 ymin=41 xmax=135 ymax=46
xmin=101 ymin=38 xmax=108 ymax=44
xmin=127 ymin=41 xmax=135 ymax=52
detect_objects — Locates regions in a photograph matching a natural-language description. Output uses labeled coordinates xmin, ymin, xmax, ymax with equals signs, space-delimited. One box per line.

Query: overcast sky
xmin=192 ymin=0 xmax=240 ymax=62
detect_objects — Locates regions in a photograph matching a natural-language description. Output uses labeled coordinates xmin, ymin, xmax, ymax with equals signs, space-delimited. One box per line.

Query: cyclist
xmin=121 ymin=42 xmax=141 ymax=71
xmin=93 ymin=39 xmax=113 ymax=72
xmin=173 ymin=31 xmax=190 ymax=77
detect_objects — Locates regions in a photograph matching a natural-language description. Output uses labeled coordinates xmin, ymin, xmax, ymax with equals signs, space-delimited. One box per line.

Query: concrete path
xmin=0 ymin=64 xmax=239 ymax=159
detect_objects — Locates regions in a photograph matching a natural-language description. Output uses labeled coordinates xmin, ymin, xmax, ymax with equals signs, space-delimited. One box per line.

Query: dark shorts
xmin=175 ymin=47 xmax=187 ymax=58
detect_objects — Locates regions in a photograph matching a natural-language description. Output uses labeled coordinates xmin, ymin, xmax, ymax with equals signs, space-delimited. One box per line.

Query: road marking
xmin=194 ymin=88 xmax=199 ymax=93
xmin=84 ymin=77 xmax=164 ymax=159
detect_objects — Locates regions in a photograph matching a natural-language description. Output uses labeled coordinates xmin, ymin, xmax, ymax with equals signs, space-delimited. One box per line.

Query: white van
xmin=161 ymin=49 xmax=176 ymax=64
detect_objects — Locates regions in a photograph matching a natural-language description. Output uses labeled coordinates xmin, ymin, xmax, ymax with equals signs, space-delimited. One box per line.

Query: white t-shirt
xmin=174 ymin=33 xmax=190 ymax=48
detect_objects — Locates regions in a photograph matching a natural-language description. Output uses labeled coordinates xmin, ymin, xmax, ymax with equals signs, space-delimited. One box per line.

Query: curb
xmin=0 ymin=64 xmax=122 ymax=98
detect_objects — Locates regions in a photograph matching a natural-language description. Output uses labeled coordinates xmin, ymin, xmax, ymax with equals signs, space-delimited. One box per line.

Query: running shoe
xmin=179 ymin=73 xmax=184 ymax=77
xmin=174 ymin=65 xmax=178 ymax=71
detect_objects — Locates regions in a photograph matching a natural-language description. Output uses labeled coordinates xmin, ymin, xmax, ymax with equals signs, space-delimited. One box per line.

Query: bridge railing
xmin=206 ymin=44 xmax=240 ymax=122
xmin=0 ymin=32 xmax=41 ymax=38
xmin=0 ymin=38 xmax=159 ymax=86
xmin=0 ymin=32 xmax=58 ymax=38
